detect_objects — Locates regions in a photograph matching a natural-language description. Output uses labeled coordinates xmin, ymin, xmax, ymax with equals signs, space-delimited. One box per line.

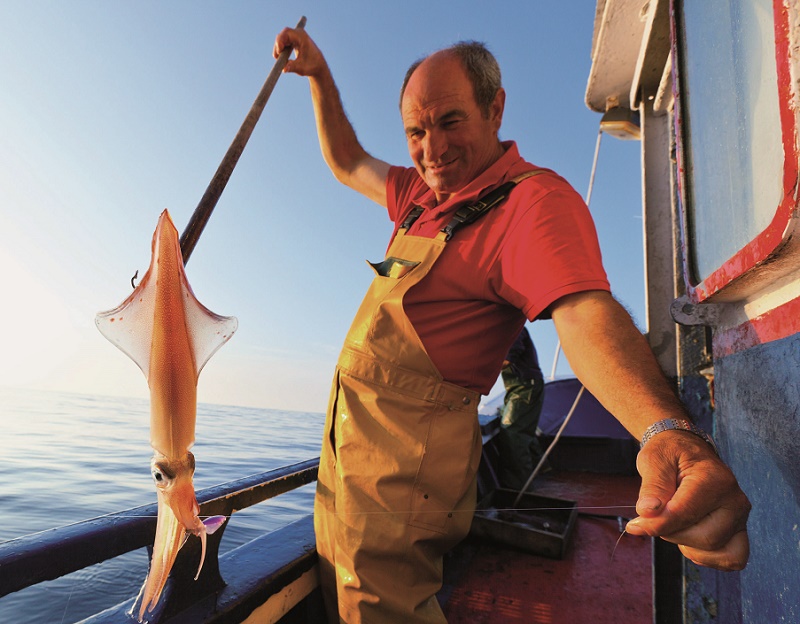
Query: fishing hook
xmin=131 ymin=270 xmax=139 ymax=289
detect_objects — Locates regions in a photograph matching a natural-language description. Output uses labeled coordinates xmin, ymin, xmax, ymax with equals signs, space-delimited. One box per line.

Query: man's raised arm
xmin=274 ymin=27 xmax=391 ymax=207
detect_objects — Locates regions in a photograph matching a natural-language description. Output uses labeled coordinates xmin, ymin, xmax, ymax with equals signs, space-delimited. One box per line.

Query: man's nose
xmin=423 ymin=130 xmax=447 ymax=163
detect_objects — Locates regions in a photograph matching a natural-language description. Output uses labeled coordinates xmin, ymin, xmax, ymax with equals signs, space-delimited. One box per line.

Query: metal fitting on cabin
xmin=670 ymin=295 xmax=724 ymax=327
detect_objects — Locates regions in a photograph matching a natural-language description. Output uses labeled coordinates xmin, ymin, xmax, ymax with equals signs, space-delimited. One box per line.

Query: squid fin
xmin=95 ymin=210 xmax=237 ymax=381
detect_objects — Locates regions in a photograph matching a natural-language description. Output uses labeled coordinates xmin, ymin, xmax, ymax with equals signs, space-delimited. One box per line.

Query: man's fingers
xmin=678 ymin=530 xmax=750 ymax=571
xmin=272 ymin=27 xmax=323 ymax=78
xmin=629 ymin=460 xmax=745 ymax=535
xmin=656 ymin=495 xmax=748 ymax=547
xmin=273 ymin=27 xmax=295 ymax=59
xmin=274 ymin=27 xmax=306 ymax=72
xmin=627 ymin=501 xmax=750 ymax=571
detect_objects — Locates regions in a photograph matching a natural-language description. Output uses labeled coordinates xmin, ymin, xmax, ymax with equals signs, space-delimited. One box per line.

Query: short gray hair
xmin=399 ymin=41 xmax=502 ymax=117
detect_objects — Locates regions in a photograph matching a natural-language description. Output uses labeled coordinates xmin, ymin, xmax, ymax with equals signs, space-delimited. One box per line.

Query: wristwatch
xmin=640 ymin=418 xmax=718 ymax=454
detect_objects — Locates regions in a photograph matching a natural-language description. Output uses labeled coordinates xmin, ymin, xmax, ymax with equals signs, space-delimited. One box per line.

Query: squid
xmin=96 ymin=209 xmax=237 ymax=621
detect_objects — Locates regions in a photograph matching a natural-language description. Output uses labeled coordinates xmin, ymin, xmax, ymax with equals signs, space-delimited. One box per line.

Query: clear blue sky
xmin=0 ymin=1 xmax=643 ymax=413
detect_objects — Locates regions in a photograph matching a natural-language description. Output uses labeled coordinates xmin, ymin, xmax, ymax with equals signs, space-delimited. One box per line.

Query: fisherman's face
xmin=401 ymin=52 xmax=505 ymax=203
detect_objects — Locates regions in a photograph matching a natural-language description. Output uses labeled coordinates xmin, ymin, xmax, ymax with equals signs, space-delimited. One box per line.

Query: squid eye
xmin=151 ymin=462 xmax=175 ymax=487
xmin=152 ymin=468 xmax=166 ymax=485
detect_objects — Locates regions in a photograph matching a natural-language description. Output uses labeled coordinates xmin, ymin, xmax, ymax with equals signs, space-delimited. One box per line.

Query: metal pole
xmin=179 ymin=16 xmax=307 ymax=264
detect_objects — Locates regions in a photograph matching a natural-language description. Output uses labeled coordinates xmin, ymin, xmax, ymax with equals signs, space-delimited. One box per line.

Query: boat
xmin=3 ymin=0 xmax=799 ymax=621
xmin=0 ymin=380 xmax=647 ymax=624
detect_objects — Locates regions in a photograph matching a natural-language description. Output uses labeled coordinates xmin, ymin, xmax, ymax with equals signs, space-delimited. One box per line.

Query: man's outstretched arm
xmin=550 ymin=290 xmax=751 ymax=571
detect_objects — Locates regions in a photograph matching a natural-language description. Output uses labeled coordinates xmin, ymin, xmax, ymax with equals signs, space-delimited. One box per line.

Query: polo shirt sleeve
xmin=386 ymin=165 xmax=423 ymax=225
xmin=492 ymin=184 xmax=611 ymax=321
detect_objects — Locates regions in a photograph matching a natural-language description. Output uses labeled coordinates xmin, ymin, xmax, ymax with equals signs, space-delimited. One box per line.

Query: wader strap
xmin=400 ymin=206 xmax=425 ymax=231
xmin=438 ymin=169 xmax=546 ymax=241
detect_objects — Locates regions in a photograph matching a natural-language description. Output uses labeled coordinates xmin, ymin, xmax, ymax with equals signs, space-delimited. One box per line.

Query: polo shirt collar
xmin=411 ymin=141 xmax=522 ymax=215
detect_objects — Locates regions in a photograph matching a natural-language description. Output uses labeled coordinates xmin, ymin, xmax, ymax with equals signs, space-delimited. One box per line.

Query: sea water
xmin=0 ymin=387 xmax=325 ymax=624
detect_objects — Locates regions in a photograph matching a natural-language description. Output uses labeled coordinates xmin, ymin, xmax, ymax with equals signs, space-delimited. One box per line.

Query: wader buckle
xmin=400 ymin=206 xmax=425 ymax=231
xmin=440 ymin=181 xmax=516 ymax=241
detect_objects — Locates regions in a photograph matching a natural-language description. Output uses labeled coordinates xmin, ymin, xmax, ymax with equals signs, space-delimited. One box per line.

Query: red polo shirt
xmin=385 ymin=141 xmax=610 ymax=394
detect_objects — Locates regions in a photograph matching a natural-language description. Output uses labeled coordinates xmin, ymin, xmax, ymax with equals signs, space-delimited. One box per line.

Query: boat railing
xmin=0 ymin=458 xmax=320 ymax=623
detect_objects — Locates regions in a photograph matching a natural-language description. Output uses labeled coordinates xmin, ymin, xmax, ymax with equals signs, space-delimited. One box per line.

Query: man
xmin=498 ymin=326 xmax=546 ymax=491
xmin=273 ymin=27 xmax=750 ymax=624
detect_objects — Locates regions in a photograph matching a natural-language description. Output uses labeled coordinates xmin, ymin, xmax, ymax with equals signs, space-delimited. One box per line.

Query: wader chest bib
xmin=315 ymin=172 xmax=541 ymax=623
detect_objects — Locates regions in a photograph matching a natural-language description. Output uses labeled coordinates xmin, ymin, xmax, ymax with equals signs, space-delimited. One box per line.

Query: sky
xmin=0 ymin=1 xmax=644 ymax=414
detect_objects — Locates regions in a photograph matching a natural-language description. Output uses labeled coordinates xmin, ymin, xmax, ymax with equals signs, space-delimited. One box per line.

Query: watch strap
xmin=640 ymin=418 xmax=718 ymax=454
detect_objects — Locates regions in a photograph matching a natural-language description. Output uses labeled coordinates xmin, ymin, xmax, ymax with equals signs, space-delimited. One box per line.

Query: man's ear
xmin=490 ymin=87 xmax=506 ymax=128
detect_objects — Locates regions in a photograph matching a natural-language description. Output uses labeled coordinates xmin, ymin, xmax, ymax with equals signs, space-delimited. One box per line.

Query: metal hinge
xmin=670 ymin=295 xmax=725 ymax=326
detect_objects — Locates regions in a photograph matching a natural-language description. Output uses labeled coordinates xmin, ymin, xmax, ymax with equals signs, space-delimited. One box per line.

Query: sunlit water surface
xmin=0 ymin=388 xmax=324 ymax=624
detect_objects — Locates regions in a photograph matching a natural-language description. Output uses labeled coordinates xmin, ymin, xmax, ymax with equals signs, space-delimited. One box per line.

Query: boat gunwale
xmin=0 ymin=458 xmax=319 ymax=598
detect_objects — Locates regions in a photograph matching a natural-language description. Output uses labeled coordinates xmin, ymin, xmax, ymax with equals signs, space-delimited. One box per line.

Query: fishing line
xmin=59 ymin=579 xmax=78 ymax=624
xmin=0 ymin=506 xmax=639 ymax=546
xmin=611 ymin=529 xmax=629 ymax=562
xmin=322 ymin=504 xmax=638 ymax=517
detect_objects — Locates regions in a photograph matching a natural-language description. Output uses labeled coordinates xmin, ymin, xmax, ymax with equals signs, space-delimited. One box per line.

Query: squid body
xmin=96 ymin=210 xmax=237 ymax=621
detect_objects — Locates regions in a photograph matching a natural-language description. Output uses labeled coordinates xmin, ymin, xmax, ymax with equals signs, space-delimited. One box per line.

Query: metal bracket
xmin=670 ymin=295 xmax=724 ymax=326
